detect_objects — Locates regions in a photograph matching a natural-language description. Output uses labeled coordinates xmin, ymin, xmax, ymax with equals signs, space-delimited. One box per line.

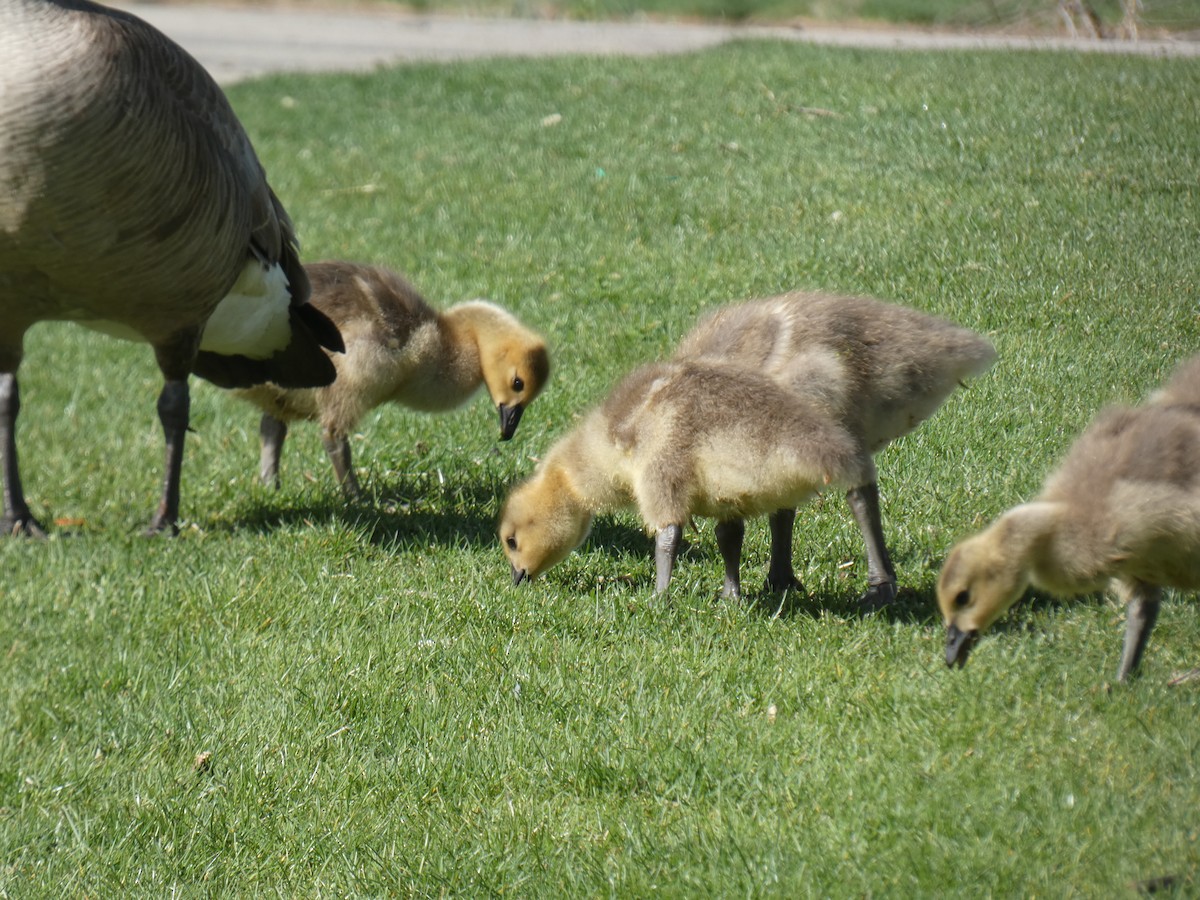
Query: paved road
xmin=112 ymin=2 xmax=1198 ymax=83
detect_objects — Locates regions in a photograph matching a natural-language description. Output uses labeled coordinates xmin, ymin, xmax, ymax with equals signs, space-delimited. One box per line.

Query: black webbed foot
xmin=2 ymin=512 xmax=47 ymax=538
xmin=764 ymin=573 xmax=805 ymax=595
xmin=858 ymin=580 xmax=897 ymax=612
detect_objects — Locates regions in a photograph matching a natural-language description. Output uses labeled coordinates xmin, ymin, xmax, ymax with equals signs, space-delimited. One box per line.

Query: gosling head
xmin=937 ymin=518 xmax=1036 ymax=670
xmin=499 ymin=469 xmax=592 ymax=586
xmin=480 ymin=328 xmax=550 ymax=442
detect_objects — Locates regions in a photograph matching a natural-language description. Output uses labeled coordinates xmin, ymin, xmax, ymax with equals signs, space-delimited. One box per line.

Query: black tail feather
xmin=296 ymin=301 xmax=345 ymax=354
xmin=193 ymin=306 xmax=341 ymax=389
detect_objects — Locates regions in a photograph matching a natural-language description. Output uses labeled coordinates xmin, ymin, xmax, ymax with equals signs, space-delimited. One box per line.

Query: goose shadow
xmin=210 ymin=470 xmax=510 ymax=551
xmin=213 ymin=471 xmax=655 ymax=557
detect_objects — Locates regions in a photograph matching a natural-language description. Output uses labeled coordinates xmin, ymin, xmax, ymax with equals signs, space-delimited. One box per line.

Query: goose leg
xmin=845 ymin=482 xmax=897 ymax=610
xmin=654 ymin=523 xmax=684 ymax=595
xmin=146 ymin=378 xmax=190 ymax=535
xmin=0 ymin=373 xmax=45 ymax=537
xmin=765 ymin=508 xmax=804 ymax=593
xmin=1117 ymin=585 xmax=1161 ymax=681
xmin=321 ymin=428 xmax=362 ymax=499
xmin=714 ymin=519 xmax=745 ymax=599
xmin=258 ymin=414 xmax=287 ymax=488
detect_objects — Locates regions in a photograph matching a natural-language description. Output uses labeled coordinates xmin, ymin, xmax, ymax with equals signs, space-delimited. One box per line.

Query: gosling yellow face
xmin=483 ymin=341 xmax=551 ymax=441
xmin=499 ymin=473 xmax=592 ymax=585
xmin=937 ymin=529 xmax=1030 ymax=669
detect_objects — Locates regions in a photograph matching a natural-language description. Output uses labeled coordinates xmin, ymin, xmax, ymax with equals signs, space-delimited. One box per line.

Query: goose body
xmin=674 ymin=292 xmax=996 ymax=605
xmin=939 ymin=355 xmax=1200 ymax=680
xmin=0 ymin=0 xmax=342 ymax=534
xmin=234 ymin=261 xmax=550 ymax=497
xmin=499 ymin=359 xmax=869 ymax=596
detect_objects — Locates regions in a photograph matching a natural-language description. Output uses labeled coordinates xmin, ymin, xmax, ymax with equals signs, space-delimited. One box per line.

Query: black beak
xmin=945 ymin=623 xmax=978 ymax=669
xmin=511 ymin=564 xmax=528 ymax=586
xmin=498 ymin=403 xmax=524 ymax=441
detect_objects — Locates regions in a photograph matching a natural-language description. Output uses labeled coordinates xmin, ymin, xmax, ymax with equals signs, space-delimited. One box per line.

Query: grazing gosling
xmin=1 ymin=0 xmax=343 ymax=536
xmin=499 ymin=359 xmax=872 ymax=596
xmin=234 ymin=261 xmax=550 ymax=497
xmin=938 ymin=356 xmax=1200 ymax=681
xmin=674 ymin=292 xmax=996 ymax=606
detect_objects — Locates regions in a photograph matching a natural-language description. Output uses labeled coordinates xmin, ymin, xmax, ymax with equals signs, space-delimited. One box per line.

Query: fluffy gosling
xmin=499 ymin=359 xmax=873 ymax=596
xmin=675 ymin=292 xmax=996 ymax=606
xmin=235 ymin=261 xmax=550 ymax=497
xmin=938 ymin=356 xmax=1200 ymax=681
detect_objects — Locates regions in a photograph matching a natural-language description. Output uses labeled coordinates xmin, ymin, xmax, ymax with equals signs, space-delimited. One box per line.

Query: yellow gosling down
xmin=500 ymin=359 xmax=876 ymax=598
xmin=675 ymin=292 xmax=996 ymax=608
xmin=234 ymin=261 xmax=550 ymax=498
xmin=0 ymin=0 xmax=344 ymax=536
xmin=938 ymin=354 xmax=1200 ymax=681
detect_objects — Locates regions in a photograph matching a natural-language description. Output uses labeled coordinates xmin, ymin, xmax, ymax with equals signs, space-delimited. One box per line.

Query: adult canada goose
xmin=674 ymin=292 xmax=996 ymax=607
xmin=234 ymin=261 xmax=550 ymax=498
xmin=499 ymin=359 xmax=869 ymax=596
xmin=0 ymin=0 xmax=343 ymax=535
xmin=938 ymin=355 xmax=1200 ymax=681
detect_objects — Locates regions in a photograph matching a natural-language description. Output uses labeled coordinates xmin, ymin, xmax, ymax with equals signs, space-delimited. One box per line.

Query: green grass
xmin=3 ymin=42 xmax=1200 ymax=895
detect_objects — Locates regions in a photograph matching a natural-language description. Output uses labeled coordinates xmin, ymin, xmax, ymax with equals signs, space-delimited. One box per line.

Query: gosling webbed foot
xmin=858 ymin=580 xmax=897 ymax=612
xmin=764 ymin=508 xmax=804 ymax=595
xmin=143 ymin=515 xmax=180 ymax=538
xmin=764 ymin=571 xmax=805 ymax=595
xmin=845 ymin=483 xmax=899 ymax=613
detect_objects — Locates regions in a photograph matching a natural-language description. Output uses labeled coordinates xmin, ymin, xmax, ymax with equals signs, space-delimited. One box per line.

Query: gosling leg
xmin=714 ymin=519 xmax=745 ymax=599
xmin=146 ymin=378 xmax=190 ymax=535
xmin=0 ymin=373 xmax=45 ymax=537
xmin=1118 ymin=585 xmax=1161 ymax=682
xmin=321 ymin=428 xmax=362 ymax=499
xmin=765 ymin=508 xmax=804 ymax=593
xmin=654 ymin=523 xmax=684 ymax=595
xmin=846 ymin=482 xmax=897 ymax=609
xmin=258 ymin=414 xmax=287 ymax=488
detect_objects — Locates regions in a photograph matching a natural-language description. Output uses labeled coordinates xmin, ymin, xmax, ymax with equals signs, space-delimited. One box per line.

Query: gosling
xmin=499 ymin=359 xmax=872 ymax=597
xmin=674 ymin=292 xmax=996 ymax=607
xmin=234 ymin=261 xmax=550 ymax=498
xmin=938 ymin=355 xmax=1200 ymax=681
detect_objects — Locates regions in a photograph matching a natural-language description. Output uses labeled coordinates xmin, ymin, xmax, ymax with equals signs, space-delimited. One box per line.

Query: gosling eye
xmin=505 ymin=535 xmax=518 ymax=550
xmin=511 ymin=376 xmax=525 ymax=393
xmin=953 ymin=589 xmax=970 ymax=609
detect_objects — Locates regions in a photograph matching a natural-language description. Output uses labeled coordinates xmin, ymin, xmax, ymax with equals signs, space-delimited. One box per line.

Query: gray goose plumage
xmin=0 ymin=0 xmax=344 ymax=535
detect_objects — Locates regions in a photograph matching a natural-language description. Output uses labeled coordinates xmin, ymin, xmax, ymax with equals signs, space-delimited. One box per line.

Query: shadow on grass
xmin=208 ymin=471 xmax=510 ymax=548
xmin=215 ymin=484 xmax=1097 ymax=636
xmin=211 ymin=472 xmax=656 ymax=558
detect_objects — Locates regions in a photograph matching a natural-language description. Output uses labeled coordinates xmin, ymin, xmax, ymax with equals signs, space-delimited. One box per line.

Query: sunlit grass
xmin=2 ymin=41 xmax=1198 ymax=895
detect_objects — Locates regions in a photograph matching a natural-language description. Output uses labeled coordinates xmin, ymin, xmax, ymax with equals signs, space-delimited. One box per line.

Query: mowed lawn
xmin=2 ymin=40 xmax=1198 ymax=895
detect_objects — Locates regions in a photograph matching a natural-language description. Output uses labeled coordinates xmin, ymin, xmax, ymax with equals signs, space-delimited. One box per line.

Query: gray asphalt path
xmin=113 ymin=2 xmax=1198 ymax=83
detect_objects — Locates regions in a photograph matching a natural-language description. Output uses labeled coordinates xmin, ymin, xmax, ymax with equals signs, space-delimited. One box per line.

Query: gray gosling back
xmin=674 ymin=291 xmax=996 ymax=607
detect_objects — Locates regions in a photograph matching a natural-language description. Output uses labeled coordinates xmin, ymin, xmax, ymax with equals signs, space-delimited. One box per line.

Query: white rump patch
xmin=199 ymin=261 xmax=293 ymax=358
